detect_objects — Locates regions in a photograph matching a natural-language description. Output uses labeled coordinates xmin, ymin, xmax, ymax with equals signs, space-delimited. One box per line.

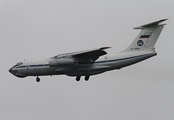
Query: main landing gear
xmin=36 ymin=76 xmax=40 ymax=82
xmin=76 ymin=75 xmax=90 ymax=81
xmin=76 ymin=76 xmax=81 ymax=81
xmin=85 ymin=75 xmax=90 ymax=81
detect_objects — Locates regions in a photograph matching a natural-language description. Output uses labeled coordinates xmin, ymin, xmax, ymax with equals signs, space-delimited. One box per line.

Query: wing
xmin=53 ymin=47 xmax=111 ymax=63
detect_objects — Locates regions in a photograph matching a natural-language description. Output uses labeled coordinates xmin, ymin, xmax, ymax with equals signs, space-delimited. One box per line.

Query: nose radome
xmin=9 ymin=68 xmax=13 ymax=74
xmin=9 ymin=67 xmax=27 ymax=78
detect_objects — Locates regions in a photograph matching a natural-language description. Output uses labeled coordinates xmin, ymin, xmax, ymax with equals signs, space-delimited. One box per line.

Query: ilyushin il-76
xmin=9 ymin=19 xmax=167 ymax=82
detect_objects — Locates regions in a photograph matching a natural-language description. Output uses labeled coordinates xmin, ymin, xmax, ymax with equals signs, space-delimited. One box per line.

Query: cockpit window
xmin=16 ymin=62 xmax=23 ymax=66
xmin=13 ymin=62 xmax=23 ymax=67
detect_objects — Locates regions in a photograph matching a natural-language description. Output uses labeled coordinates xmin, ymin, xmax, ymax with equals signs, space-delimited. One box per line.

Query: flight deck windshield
xmin=13 ymin=62 xmax=23 ymax=67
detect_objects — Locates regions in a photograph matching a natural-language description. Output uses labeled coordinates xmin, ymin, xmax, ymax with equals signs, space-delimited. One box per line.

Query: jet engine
xmin=49 ymin=58 xmax=75 ymax=67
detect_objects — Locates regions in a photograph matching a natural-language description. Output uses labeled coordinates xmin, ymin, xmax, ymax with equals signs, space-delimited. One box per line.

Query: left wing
xmin=53 ymin=47 xmax=111 ymax=63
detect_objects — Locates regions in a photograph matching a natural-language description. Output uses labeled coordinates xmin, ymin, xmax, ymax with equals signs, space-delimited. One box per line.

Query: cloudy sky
xmin=1 ymin=0 xmax=174 ymax=120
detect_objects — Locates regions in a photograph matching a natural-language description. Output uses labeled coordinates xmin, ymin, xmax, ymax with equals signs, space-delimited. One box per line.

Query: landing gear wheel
xmin=36 ymin=76 xmax=40 ymax=82
xmin=76 ymin=76 xmax=81 ymax=81
xmin=85 ymin=75 xmax=90 ymax=81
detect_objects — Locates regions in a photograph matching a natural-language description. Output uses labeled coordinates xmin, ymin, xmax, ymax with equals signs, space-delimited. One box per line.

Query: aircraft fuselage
xmin=9 ymin=50 xmax=156 ymax=79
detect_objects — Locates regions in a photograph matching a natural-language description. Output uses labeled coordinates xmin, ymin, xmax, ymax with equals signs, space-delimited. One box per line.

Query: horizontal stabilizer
xmin=134 ymin=19 xmax=168 ymax=29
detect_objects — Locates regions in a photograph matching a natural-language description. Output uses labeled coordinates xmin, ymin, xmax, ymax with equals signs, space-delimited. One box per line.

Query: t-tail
xmin=124 ymin=19 xmax=168 ymax=52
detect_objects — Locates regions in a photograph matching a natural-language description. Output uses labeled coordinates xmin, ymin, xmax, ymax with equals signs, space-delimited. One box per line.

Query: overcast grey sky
xmin=1 ymin=0 xmax=174 ymax=120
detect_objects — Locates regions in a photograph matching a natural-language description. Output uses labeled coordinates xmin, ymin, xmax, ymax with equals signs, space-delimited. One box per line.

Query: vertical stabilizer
xmin=124 ymin=19 xmax=167 ymax=52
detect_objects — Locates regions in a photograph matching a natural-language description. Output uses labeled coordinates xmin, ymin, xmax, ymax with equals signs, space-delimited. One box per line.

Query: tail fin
xmin=124 ymin=19 xmax=167 ymax=52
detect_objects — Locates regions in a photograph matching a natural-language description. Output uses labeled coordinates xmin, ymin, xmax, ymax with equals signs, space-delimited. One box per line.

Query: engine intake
xmin=49 ymin=58 xmax=75 ymax=67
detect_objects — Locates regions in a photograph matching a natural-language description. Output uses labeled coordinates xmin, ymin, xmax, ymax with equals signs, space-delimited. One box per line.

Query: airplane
xmin=9 ymin=19 xmax=167 ymax=82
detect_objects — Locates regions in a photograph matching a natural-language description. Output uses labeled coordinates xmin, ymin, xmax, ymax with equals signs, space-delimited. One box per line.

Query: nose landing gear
xmin=36 ymin=76 xmax=40 ymax=82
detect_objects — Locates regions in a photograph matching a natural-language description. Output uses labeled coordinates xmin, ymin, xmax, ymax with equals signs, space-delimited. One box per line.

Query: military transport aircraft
xmin=9 ymin=19 xmax=167 ymax=82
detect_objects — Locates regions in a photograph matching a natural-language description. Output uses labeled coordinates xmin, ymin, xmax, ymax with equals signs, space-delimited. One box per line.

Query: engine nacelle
xmin=49 ymin=58 xmax=75 ymax=67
